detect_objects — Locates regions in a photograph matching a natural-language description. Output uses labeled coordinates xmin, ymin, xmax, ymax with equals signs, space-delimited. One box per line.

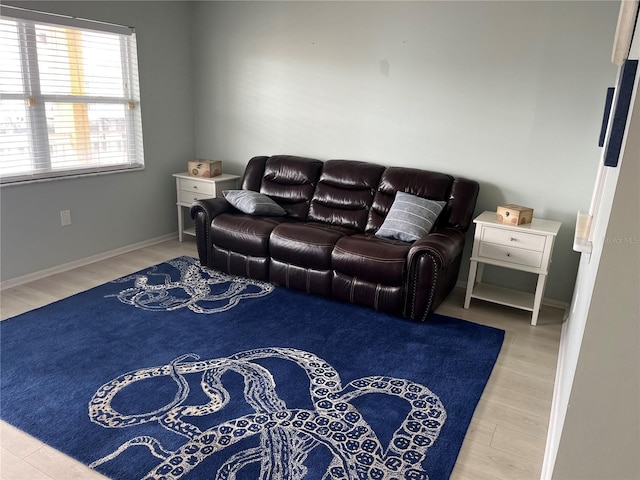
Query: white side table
xmin=173 ymin=172 xmax=240 ymax=241
xmin=464 ymin=211 xmax=561 ymax=325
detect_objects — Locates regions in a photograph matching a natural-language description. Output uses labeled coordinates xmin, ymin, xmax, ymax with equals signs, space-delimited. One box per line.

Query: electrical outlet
xmin=60 ymin=210 xmax=72 ymax=226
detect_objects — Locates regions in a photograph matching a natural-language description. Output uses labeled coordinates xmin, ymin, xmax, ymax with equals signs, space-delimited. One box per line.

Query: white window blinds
xmin=0 ymin=6 xmax=144 ymax=185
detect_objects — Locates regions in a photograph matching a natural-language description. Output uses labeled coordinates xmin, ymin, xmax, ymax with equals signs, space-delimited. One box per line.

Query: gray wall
xmin=0 ymin=1 xmax=620 ymax=305
xmin=0 ymin=1 xmax=195 ymax=281
xmin=191 ymin=0 xmax=619 ymax=303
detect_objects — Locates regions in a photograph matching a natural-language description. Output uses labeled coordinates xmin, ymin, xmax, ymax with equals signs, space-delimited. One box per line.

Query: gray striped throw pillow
xmin=223 ymin=190 xmax=286 ymax=216
xmin=376 ymin=191 xmax=446 ymax=242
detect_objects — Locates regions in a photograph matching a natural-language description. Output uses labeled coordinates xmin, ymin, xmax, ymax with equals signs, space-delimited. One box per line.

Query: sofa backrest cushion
xmin=241 ymin=156 xmax=269 ymax=191
xmin=446 ymin=177 xmax=480 ymax=231
xmin=366 ymin=167 xmax=453 ymax=232
xmin=241 ymin=156 xmax=479 ymax=232
xmin=308 ymin=160 xmax=385 ymax=231
xmin=241 ymin=155 xmax=323 ymax=220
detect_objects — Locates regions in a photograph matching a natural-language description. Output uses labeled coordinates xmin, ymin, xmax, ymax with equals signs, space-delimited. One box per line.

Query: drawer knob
xmin=193 ymin=185 xmax=198 ymax=189
xmin=510 ymin=237 xmax=517 ymax=242
xmin=506 ymin=253 xmax=511 ymax=257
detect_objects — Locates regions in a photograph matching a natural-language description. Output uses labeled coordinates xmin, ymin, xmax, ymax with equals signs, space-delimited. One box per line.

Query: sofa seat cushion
xmin=332 ymin=234 xmax=410 ymax=286
xmin=270 ymin=222 xmax=353 ymax=270
xmin=211 ymin=213 xmax=291 ymax=257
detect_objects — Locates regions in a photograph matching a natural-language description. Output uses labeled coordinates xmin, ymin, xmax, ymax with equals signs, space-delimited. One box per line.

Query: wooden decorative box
xmin=496 ymin=204 xmax=534 ymax=225
xmin=188 ymin=160 xmax=222 ymax=178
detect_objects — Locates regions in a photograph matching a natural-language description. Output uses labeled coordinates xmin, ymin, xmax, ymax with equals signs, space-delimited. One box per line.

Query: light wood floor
xmin=0 ymin=238 xmax=563 ymax=480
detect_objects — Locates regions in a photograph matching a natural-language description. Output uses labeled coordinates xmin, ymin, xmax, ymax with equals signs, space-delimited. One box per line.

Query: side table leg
xmin=177 ymin=205 xmax=184 ymax=242
xmin=476 ymin=262 xmax=486 ymax=283
xmin=464 ymin=260 xmax=479 ymax=309
xmin=531 ymin=273 xmax=547 ymax=326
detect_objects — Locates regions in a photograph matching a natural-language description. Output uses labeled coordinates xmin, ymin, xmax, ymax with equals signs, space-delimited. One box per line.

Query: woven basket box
xmin=188 ymin=160 xmax=222 ymax=178
xmin=496 ymin=204 xmax=534 ymax=225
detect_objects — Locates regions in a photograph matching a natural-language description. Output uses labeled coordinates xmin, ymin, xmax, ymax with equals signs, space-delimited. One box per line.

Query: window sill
xmin=0 ymin=164 xmax=145 ymax=187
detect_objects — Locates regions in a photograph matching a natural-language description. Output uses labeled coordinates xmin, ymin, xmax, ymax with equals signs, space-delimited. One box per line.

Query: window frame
xmin=0 ymin=6 xmax=144 ymax=186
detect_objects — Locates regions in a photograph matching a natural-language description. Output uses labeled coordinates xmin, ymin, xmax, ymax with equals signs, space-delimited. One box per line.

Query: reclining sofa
xmin=191 ymin=155 xmax=479 ymax=321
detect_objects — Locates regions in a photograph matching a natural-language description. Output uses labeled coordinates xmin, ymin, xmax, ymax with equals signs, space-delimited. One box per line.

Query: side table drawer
xmin=178 ymin=190 xmax=217 ymax=205
xmin=178 ymin=178 xmax=216 ymax=196
xmin=481 ymin=227 xmax=546 ymax=251
xmin=478 ymin=242 xmax=543 ymax=268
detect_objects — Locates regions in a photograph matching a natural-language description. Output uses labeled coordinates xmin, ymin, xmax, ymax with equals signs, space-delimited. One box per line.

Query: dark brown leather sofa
xmin=191 ymin=155 xmax=479 ymax=321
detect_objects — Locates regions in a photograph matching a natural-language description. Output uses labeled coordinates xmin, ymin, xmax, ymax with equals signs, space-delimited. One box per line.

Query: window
xmin=0 ymin=6 xmax=143 ymax=185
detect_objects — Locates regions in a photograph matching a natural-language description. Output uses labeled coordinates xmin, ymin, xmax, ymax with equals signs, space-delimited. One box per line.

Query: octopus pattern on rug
xmin=106 ymin=257 xmax=275 ymax=314
xmin=89 ymin=347 xmax=447 ymax=480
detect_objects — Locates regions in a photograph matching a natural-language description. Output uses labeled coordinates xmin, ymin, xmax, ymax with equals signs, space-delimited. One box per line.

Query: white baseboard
xmin=455 ymin=280 xmax=569 ymax=313
xmin=0 ymin=233 xmax=177 ymax=291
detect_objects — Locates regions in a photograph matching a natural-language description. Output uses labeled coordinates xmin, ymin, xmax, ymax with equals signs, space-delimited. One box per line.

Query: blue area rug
xmin=0 ymin=256 xmax=504 ymax=480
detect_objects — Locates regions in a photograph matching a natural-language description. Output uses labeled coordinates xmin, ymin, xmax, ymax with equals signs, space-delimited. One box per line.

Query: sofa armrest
xmin=190 ymin=198 xmax=235 ymax=266
xmin=405 ymin=227 xmax=466 ymax=321
xmin=408 ymin=227 xmax=466 ymax=268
